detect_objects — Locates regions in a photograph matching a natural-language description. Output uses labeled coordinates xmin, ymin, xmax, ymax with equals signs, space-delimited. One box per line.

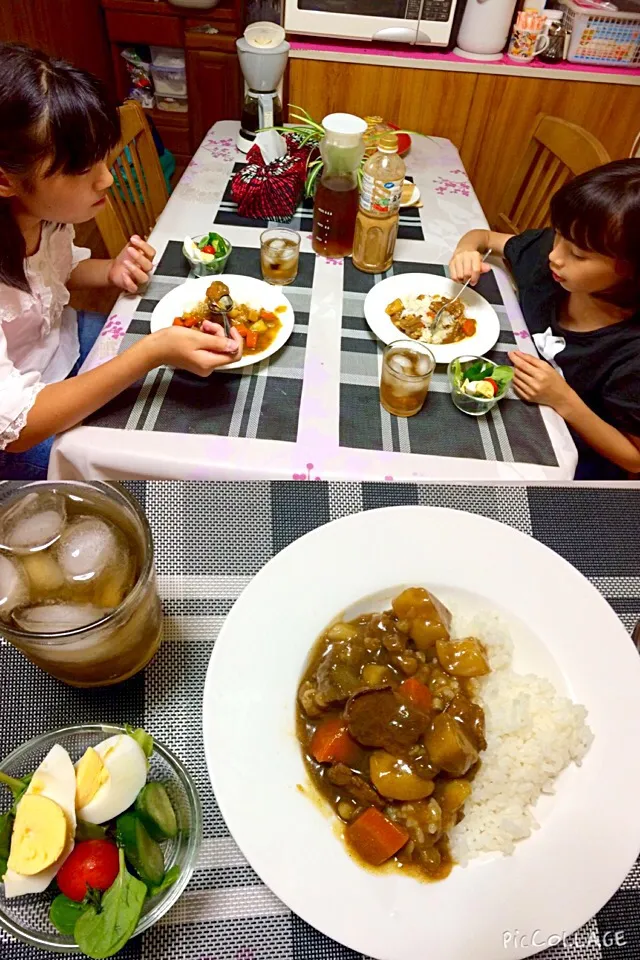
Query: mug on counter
xmin=507 ymin=27 xmax=550 ymax=62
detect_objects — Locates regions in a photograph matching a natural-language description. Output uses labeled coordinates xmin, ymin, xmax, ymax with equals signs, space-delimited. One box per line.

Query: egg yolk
xmin=75 ymin=747 xmax=109 ymax=809
xmin=7 ymin=795 xmax=67 ymax=876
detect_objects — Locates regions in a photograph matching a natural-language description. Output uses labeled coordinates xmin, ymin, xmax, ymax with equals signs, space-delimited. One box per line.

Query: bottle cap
xmin=378 ymin=133 xmax=399 ymax=153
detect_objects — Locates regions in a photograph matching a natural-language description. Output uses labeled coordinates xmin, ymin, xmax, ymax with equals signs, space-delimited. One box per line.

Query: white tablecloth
xmin=49 ymin=121 xmax=577 ymax=481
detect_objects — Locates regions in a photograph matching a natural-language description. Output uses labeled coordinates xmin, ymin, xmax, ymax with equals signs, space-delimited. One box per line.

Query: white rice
xmin=448 ymin=611 xmax=593 ymax=862
xmin=395 ymin=294 xmax=455 ymax=345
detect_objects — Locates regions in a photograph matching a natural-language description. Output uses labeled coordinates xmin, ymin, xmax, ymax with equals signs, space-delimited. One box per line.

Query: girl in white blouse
xmin=0 ymin=44 xmax=243 ymax=478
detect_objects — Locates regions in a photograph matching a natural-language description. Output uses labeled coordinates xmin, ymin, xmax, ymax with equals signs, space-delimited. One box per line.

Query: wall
xmin=288 ymin=58 xmax=640 ymax=225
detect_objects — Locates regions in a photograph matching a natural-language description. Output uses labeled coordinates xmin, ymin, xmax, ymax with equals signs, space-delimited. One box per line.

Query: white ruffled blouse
xmin=0 ymin=223 xmax=90 ymax=450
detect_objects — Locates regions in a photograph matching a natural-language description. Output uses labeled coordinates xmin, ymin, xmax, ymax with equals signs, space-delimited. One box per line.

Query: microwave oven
xmin=284 ymin=0 xmax=464 ymax=47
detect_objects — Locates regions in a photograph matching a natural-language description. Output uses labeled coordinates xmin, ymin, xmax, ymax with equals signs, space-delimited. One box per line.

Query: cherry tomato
xmin=57 ymin=840 xmax=119 ymax=902
xmin=485 ymin=377 xmax=499 ymax=396
xmin=201 ymin=244 xmax=215 ymax=254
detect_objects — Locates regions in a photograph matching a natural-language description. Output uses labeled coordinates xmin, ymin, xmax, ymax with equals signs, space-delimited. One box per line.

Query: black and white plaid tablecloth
xmin=2 ymin=481 xmax=639 ymax=960
xmin=340 ymin=262 xmax=560 ymax=466
xmin=84 ymin=243 xmax=314 ymax=443
xmin=214 ymin=165 xmax=425 ymax=242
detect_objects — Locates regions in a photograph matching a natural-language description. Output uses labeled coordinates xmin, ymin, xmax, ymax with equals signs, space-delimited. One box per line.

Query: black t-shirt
xmin=504 ymin=229 xmax=640 ymax=441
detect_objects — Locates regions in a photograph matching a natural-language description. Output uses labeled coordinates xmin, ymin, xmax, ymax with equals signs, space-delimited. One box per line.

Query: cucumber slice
xmin=135 ymin=783 xmax=178 ymax=841
xmin=116 ymin=811 xmax=165 ymax=887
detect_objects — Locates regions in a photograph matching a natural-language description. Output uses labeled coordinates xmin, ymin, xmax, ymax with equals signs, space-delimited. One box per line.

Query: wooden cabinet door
xmin=186 ymin=47 xmax=242 ymax=151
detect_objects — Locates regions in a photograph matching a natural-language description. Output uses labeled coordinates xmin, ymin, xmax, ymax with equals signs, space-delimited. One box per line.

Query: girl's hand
xmin=108 ymin=236 xmax=156 ymax=293
xmin=449 ymin=248 xmax=491 ymax=286
xmin=151 ymin=323 xmax=243 ymax=376
xmin=508 ymin=351 xmax=574 ymax=412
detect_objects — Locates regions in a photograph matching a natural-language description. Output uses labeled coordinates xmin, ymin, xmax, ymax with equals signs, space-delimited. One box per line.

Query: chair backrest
xmin=631 ymin=131 xmax=640 ymax=158
xmin=496 ymin=114 xmax=610 ymax=234
xmin=95 ymin=100 xmax=169 ymax=258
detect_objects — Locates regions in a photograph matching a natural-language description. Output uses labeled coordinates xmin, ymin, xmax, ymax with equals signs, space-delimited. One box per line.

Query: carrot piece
xmin=310 ymin=716 xmax=358 ymax=765
xmin=236 ymin=324 xmax=249 ymax=338
xmin=346 ymin=808 xmax=409 ymax=866
xmin=398 ymin=677 xmax=432 ymax=714
xmin=246 ymin=330 xmax=258 ymax=350
xmin=260 ymin=310 xmax=277 ymax=323
xmin=173 ymin=317 xmax=185 ymax=327
xmin=462 ymin=318 xmax=477 ymax=337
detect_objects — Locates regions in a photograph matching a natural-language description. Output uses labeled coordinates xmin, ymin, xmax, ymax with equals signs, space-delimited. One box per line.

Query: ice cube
xmin=12 ymin=602 xmax=110 ymax=634
xmin=268 ymin=239 xmax=285 ymax=252
xmin=0 ymin=492 xmax=66 ymax=554
xmin=389 ymin=353 xmax=413 ymax=376
xmin=414 ymin=355 xmax=432 ymax=377
xmin=22 ymin=551 xmax=65 ymax=594
xmin=0 ymin=554 xmax=28 ymax=618
xmin=57 ymin=518 xmax=118 ymax=582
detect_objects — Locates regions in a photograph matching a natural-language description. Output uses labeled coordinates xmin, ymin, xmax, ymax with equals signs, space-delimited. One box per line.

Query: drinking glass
xmin=380 ymin=340 xmax=436 ymax=417
xmin=260 ymin=228 xmax=300 ymax=285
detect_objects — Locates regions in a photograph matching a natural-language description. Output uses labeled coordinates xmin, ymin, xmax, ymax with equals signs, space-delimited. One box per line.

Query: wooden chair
xmin=95 ymin=100 xmax=169 ymax=258
xmin=496 ymin=114 xmax=610 ymax=234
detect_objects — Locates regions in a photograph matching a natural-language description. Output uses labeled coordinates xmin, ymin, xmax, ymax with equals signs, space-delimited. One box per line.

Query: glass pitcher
xmin=312 ymin=113 xmax=367 ymax=259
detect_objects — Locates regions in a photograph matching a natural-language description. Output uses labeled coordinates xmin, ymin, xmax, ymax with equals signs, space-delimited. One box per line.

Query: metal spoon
xmin=209 ymin=293 xmax=233 ymax=338
xmin=433 ymin=248 xmax=493 ymax=328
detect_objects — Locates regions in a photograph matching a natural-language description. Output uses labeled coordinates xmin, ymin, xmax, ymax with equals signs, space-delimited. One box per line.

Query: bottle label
xmin=360 ymin=172 xmax=402 ymax=215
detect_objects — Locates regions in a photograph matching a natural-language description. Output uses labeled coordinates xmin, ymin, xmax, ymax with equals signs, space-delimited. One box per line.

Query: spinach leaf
xmin=147 ymin=864 xmax=180 ymax=898
xmin=49 ymin=894 xmax=89 ymax=937
xmin=76 ymin=820 xmax=108 ymax=842
xmin=124 ymin=725 xmax=154 ymax=760
xmin=490 ymin=365 xmax=515 ymax=393
xmin=0 ymin=772 xmax=32 ymax=810
xmin=75 ymin=848 xmax=147 ymax=959
xmin=0 ymin=811 xmax=13 ymax=877
xmin=464 ymin=361 xmax=494 ymax=382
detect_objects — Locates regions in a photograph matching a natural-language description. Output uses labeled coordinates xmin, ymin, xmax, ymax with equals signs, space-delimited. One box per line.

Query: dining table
xmin=48 ymin=121 xmax=578 ymax=482
xmin=1 ymin=479 xmax=639 ymax=960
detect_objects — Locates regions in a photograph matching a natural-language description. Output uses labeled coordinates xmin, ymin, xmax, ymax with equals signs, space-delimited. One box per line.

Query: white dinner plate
xmin=149 ymin=274 xmax=295 ymax=371
xmin=203 ymin=505 xmax=640 ymax=960
xmin=364 ymin=273 xmax=501 ymax=364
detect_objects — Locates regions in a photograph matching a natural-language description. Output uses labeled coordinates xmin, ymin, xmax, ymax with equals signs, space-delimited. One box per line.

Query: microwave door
xmin=289 ymin=0 xmax=424 ymax=43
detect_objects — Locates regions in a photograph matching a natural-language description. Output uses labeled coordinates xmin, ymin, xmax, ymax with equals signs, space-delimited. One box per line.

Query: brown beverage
xmin=260 ymin=228 xmax=300 ymax=285
xmin=0 ymin=483 xmax=162 ymax=687
xmin=311 ymin=176 xmax=360 ymax=258
xmin=380 ymin=341 xmax=436 ymax=417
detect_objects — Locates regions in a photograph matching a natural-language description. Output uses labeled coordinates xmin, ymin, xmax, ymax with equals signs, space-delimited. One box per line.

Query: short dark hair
xmin=550 ymin=159 xmax=640 ymax=309
xmin=0 ymin=44 xmax=120 ymax=291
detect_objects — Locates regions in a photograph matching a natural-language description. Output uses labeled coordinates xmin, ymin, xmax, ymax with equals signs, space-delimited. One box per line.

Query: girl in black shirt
xmin=449 ymin=159 xmax=640 ymax=480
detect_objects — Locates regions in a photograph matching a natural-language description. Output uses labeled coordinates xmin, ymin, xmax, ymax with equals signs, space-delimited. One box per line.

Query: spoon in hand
xmin=433 ymin=248 xmax=493 ymax=328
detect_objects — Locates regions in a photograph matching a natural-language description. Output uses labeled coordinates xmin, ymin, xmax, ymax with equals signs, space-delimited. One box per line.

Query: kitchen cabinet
xmin=186 ymin=44 xmax=243 ymax=150
xmin=0 ymin=0 xmax=113 ymax=91
xmin=288 ymin=57 xmax=640 ymax=227
xmin=101 ymin=0 xmax=244 ymax=165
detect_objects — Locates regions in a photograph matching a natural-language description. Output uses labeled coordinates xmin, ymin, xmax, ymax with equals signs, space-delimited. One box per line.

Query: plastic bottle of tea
xmin=352 ymin=133 xmax=405 ymax=274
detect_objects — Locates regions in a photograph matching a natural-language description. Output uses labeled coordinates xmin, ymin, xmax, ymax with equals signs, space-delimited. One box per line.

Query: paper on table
xmin=254 ymin=130 xmax=287 ymax=164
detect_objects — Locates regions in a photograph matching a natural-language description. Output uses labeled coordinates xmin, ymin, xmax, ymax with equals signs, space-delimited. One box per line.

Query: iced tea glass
xmin=380 ymin=340 xmax=436 ymax=417
xmin=260 ymin=228 xmax=300 ymax=285
xmin=0 ymin=481 xmax=162 ymax=687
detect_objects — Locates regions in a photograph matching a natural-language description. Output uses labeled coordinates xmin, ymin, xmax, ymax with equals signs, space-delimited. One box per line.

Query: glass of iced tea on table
xmin=0 ymin=482 xmax=162 ymax=687
xmin=260 ymin=227 xmax=300 ymax=285
xmin=380 ymin=340 xmax=436 ymax=417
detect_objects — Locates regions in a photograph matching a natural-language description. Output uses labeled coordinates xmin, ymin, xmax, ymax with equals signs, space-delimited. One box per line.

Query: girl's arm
xmin=509 ymin=351 xmax=640 ymax=474
xmin=449 ymin=229 xmax=514 ymax=285
xmin=6 ymin=324 xmax=242 ymax=452
xmin=68 ymin=236 xmax=155 ymax=294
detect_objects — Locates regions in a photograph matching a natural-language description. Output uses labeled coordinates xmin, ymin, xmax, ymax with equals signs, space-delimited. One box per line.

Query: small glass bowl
xmin=0 ymin=724 xmax=202 ymax=953
xmin=447 ymin=355 xmax=506 ymax=417
xmin=182 ymin=235 xmax=232 ymax=277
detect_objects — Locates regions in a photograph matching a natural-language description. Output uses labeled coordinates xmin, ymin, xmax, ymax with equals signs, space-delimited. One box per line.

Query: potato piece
xmin=432 ymin=778 xmax=472 ymax=814
xmin=327 ymin=622 xmax=359 ymax=642
xmin=362 ymin=664 xmax=392 ymax=687
xmin=385 ymin=298 xmax=403 ymax=316
xmin=436 ymin=637 xmax=490 ymax=678
xmin=392 ymin=588 xmax=451 ymax=651
xmin=424 ymin=713 xmax=478 ymax=776
xmin=369 ymin=751 xmax=434 ymax=801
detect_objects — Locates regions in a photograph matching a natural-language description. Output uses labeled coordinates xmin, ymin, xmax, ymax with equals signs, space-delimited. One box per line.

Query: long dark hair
xmin=550 ymin=159 xmax=640 ymax=310
xmin=0 ymin=44 xmax=120 ymax=292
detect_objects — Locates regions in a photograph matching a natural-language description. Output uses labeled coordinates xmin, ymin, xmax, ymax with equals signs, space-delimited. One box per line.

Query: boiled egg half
xmin=3 ymin=743 xmax=77 ymax=898
xmin=75 ymin=734 xmax=147 ymax=824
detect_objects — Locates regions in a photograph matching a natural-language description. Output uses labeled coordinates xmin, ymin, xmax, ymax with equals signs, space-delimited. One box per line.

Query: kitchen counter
xmin=290 ymin=39 xmax=640 ymax=85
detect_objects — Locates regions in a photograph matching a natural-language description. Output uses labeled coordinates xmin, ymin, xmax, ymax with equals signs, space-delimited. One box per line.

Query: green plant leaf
xmin=490 ymin=365 xmax=515 ymax=394
xmin=74 ymin=849 xmax=147 ymax=959
xmin=76 ymin=820 xmax=108 ymax=843
xmin=49 ymin=894 xmax=89 ymax=937
xmin=124 ymin=725 xmax=153 ymax=760
xmin=0 ymin=811 xmax=13 ymax=877
xmin=147 ymin=864 xmax=180 ymax=898
xmin=0 ymin=772 xmax=32 ymax=811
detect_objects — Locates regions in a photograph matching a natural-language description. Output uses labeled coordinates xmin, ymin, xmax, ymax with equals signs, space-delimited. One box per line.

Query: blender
xmin=236 ymin=21 xmax=290 ymax=153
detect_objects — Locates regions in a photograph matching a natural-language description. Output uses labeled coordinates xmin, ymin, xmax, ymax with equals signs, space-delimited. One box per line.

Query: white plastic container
xmin=151 ymin=64 xmax=187 ymax=96
xmin=156 ymin=94 xmax=189 ymax=113
xmin=150 ymin=46 xmax=186 ymax=68
xmin=559 ymin=0 xmax=640 ymax=67
xmin=455 ymin=0 xmax=519 ymax=60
